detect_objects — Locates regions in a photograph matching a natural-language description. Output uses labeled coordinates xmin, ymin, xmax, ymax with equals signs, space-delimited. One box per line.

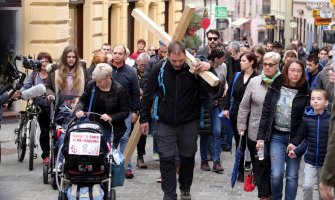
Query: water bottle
xmin=258 ymin=142 xmax=264 ymax=161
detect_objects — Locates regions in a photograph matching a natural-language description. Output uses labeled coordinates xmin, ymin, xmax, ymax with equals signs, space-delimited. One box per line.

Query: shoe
xmin=245 ymin=161 xmax=252 ymax=171
xmin=200 ymin=161 xmax=211 ymax=171
xmin=152 ymin=153 xmax=159 ymax=161
xmin=221 ymin=144 xmax=231 ymax=152
xmin=42 ymin=156 xmax=50 ymax=165
xmin=156 ymin=176 xmax=162 ymax=183
xmin=212 ymin=161 xmax=224 ymax=173
xmin=136 ymin=157 xmax=148 ymax=169
xmin=180 ymin=190 xmax=191 ymax=200
xmin=237 ymin=173 xmax=244 ymax=182
xmin=125 ymin=169 xmax=134 ymax=179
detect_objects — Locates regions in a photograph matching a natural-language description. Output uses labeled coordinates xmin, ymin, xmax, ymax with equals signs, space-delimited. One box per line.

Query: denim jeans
xmin=199 ymin=134 xmax=209 ymax=162
xmin=303 ymin=163 xmax=323 ymax=200
xmin=270 ymin=131 xmax=302 ymax=200
xmin=115 ymin=113 xmax=132 ymax=169
xmin=211 ymin=106 xmax=222 ymax=162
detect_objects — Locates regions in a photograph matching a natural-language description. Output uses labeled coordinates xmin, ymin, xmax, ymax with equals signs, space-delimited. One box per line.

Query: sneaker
xmin=152 ymin=153 xmax=159 ymax=161
xmin=42 ymin=156 xmax=50 ymax=165
xmin=245 ymin=161 xmax=252 ymax=171
xmin=180 ymin=190 xmax=191 ymax=200
xmin=237 ymin=173 xmax=244 ymax=182
xmin=200 ymin=161 xmax=211 ymax=171
xmin=125 ymin=169 xmax=134 ymax=179
xmin=212 ymin=161 xmax=224 ymax=173
xmin=156 ymin=176 xmax=162 ymax=183
xmin=136 ymin=157 xmax=148 ymax=169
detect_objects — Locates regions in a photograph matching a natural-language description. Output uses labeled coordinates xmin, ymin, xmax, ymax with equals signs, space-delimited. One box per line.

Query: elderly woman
xmin=223 ymin=52 xmax=259 ymax=182
xmin=257 ymin=58 xmax=310 ymax=200
xmin=75 ymin=63 xmax=130 ymax=143
xmin=237 ymin=52 xmax=281 ymax=199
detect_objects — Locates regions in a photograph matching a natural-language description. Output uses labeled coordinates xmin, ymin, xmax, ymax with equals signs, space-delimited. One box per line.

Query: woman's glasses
xmin=263 ymin=62 xmax=278 ymax=68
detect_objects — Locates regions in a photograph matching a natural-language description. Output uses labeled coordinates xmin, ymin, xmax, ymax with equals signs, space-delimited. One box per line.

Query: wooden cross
xmin=123 ymin=5 xmax=219 ymax=167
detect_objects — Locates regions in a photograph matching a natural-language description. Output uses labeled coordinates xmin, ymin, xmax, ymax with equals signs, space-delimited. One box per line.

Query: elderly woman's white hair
xmin=92 ymin=63 xmax=113 ymax=79
xmin=263 ymin=52 xmax=281 ymax=63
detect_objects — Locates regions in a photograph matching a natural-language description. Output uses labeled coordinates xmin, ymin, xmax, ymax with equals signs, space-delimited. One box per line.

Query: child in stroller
xmin=57 ymin=113 xmax=125 ymax=200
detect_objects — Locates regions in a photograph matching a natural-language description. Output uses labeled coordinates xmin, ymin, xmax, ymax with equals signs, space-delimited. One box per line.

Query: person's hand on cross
xmin=194 ymin=61 xmax=210 ymax=73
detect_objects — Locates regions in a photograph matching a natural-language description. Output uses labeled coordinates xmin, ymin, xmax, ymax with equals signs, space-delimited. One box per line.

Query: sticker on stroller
xmin=69 ymin=132 xmax=101 ymax=156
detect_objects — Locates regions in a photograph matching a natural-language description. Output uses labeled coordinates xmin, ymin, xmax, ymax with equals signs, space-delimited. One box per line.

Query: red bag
xmin=244 ymin=174 xmax=256 ymax=192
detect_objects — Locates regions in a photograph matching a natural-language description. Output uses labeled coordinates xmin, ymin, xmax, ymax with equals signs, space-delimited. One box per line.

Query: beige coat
xmin=237 ymin=75 xmax=269 ymax=142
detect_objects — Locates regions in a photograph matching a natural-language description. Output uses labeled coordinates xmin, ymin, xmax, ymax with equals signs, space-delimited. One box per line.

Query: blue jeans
xmin=114 ymin=113 xmax=132 ymax=169
xmin=211 ymin=107 xmax=222 ymax=162
xmin=270 ymin=131 xmax=302 ymax=200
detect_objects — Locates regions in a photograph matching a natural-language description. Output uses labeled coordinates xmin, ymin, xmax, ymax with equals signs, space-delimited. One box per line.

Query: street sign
xmin=315 ymin=17 xmax=332 ymax=25
xmin=313 ymin=9 xmax=320 ymax=17
xmin=215 ymin=6 xmax=227 ymax=19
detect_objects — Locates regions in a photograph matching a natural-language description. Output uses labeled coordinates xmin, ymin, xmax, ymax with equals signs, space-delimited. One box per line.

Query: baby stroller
xmin=43 ymin=98 xmax=77 ymax=189
xmin=57 ymin=112 xmax=125 ymax=200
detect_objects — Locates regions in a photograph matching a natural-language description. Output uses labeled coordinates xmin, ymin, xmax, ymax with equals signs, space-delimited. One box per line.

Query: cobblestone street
xmin=0 ymin=118 xmax=318 ymax=200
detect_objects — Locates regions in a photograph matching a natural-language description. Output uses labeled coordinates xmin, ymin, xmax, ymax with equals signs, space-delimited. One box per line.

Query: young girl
xmin=289 ymin=89 xmax=331 ymax=200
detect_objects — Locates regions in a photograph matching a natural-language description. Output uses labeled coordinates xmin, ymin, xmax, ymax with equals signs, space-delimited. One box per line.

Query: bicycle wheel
xmin=29 ymin=120 xmax=36 ymax=171
xmin=17 ymin=121 xmax=27 ymax=162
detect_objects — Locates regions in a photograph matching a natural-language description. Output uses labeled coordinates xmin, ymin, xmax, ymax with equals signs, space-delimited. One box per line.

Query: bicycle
xmin=14 ymin=93 xmax=42 ymax=171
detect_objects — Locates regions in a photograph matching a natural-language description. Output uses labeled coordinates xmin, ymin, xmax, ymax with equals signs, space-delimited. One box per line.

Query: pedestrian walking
xmin=223 ymin=52 xmax=258 ymax=182
xmin=237 ymin=52 xmax=281 ymax=199
xmin=140 ymin=41 xmax=212 ymax=200
xmin=257 ymin=58 xmax=310 ymax=200
xmin=289 ymin=89 xmax=330 ymax=200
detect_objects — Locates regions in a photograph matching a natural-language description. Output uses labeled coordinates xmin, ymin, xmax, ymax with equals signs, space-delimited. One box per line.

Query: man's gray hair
xmin=137 ymin=52 xmax=150 ymax=62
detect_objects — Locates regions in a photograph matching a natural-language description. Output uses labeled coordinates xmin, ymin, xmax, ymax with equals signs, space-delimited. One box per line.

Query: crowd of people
xmin=2 ymin=28 xmax=335 ymax=200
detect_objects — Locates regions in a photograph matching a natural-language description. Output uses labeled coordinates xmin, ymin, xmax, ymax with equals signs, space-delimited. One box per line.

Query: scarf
xmin=261 ymin=70 xmax=281 ymax=85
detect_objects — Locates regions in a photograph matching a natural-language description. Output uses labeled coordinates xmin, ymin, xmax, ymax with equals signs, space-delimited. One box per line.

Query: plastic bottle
xmin=258 ymin=142 xmax=264 ymax=161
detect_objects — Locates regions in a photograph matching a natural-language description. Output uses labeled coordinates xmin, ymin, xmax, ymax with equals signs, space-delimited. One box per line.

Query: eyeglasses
xmin=208 ymin=37 xmax=218 ymax=41
xmin=160 ymin=50 xmax=167 ymax=53
xmin=263 ymin=62 xmax=278 ymax=68
xmin=149 ymin=49 xmax=156 ymax=51
xmin=329 ymin=56 xmax=333 ymax=59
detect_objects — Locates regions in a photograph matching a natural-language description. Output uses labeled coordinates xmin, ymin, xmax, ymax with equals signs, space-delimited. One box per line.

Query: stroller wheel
xmin=43 ymin=164 xmax=49 ymax=184
xmin=51 ymin=176 xmax=58 ymax=190
xmin=109 ymin=189 xmax=116 ymax=200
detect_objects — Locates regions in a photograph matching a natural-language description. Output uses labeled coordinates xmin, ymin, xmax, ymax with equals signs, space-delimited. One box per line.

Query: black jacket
xmin=75 ymin=80 xmax=129 ymax=141
xmin=294 ymin=107 xmax=331 ymax=166
xmin=140 ymin=59 xmax=211 ymax=126
xmin=257 ymin=75 xmax=310 ymax=145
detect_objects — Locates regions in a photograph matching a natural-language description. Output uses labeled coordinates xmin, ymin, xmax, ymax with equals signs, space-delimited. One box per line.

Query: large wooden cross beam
xmin=123 ymin=5 xmax=219 ymax=167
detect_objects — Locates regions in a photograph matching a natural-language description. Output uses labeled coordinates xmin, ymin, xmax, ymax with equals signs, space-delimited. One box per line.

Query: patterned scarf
xmin=261 ymin=70 xmax=281 ymax=85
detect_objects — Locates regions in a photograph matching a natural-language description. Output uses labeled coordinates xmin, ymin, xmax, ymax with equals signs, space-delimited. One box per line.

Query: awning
xmin=231 ymin=18 xmax=250 ymax=27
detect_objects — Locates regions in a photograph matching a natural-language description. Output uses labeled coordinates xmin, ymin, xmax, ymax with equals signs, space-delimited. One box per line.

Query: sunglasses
xmin=329 ymin=56 xmax=333 ymax=59
xmin=263 ymin=62 xmax=278 ymax=68
xmin=208 ymin=37 xmax=218 ymax=41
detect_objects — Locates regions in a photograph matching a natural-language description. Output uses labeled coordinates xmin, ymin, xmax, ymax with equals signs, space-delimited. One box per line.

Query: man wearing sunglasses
xmin=196 ymin=29 xmax=221 ymax=58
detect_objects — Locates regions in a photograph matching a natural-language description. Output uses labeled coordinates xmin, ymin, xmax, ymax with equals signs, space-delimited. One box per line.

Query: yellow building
xmin=0 ymin=0 xmax=184 ymax=63
xmin=0 ymin=0 xmax=184 ymax=114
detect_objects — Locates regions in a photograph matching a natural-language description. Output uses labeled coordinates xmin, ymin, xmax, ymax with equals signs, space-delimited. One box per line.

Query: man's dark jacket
xmin=140 ymin=59 xmax=210 ymax=126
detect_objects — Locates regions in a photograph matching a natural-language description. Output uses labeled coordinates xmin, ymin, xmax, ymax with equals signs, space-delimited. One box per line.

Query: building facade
xmin=0 ymin=0 xmax=183 ymax=113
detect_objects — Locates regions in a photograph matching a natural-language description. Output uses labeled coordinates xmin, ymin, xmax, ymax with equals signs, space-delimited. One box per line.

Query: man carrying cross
xmin=140 ymin=41 xmax=212 ymax=200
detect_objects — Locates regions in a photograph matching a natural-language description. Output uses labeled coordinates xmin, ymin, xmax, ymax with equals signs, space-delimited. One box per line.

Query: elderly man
xmin=135 ymin=52 xmax=150 ymax=168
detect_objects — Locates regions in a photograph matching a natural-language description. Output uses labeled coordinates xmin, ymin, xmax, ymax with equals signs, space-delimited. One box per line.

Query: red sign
xmin=201 ymin=18 xmax=211 ymax=30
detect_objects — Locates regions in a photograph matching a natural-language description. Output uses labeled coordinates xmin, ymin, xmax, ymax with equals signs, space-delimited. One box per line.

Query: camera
xmin=22 ymin=56 xmax=42 ymax=70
